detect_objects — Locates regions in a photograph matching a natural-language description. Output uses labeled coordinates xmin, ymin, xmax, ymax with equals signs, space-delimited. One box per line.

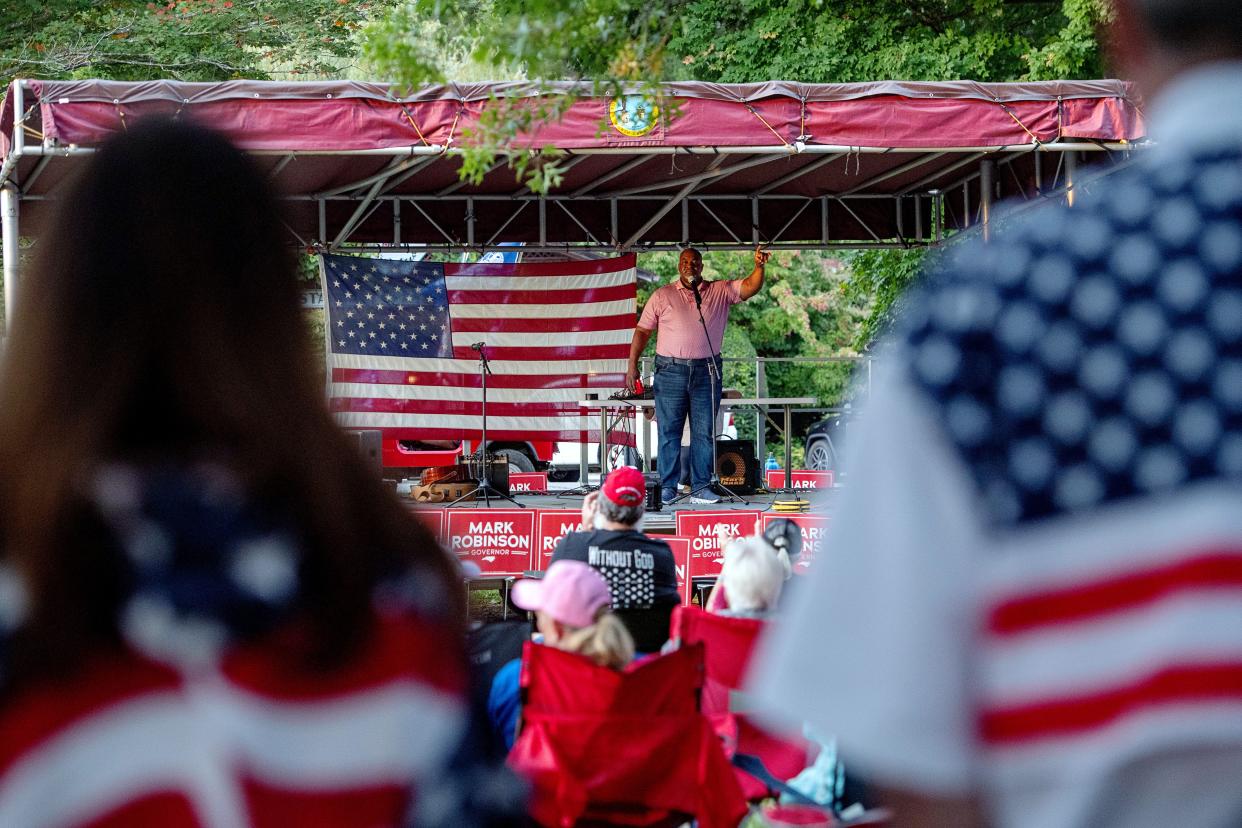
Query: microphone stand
xmin=448 ymin=342 xmax=524 ymax=508
xmin=669 ymin=279 xmax=748 ymax=505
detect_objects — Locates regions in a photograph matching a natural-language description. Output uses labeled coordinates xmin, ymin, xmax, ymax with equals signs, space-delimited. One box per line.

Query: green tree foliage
xmin=365 ymin=1 xmax=1112 ymax=192
xmin=1024 ymin=0 xmax=1114 ymax=80
xmin=637 ymin=250 xmax=868 ymax=408
xmin=1 ymin=0 xmax=397 ymax=83
xmin=365 ymin=0 xmax=694 ymax=192
xmin=364 ymin=1 xmax=1110 ymax=356
xmin=670 ymin=0 xmax=1112 ymax=84
xmin=842 ymin=247 xmax=934 ymax=347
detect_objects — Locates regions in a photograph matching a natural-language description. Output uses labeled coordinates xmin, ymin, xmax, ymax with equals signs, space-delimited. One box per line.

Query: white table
xmin=576 ymin=397 xmax=816 ymax=489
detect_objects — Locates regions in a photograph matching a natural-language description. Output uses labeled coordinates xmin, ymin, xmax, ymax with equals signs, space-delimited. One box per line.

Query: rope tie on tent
xmin=743 ymin=102 xmax=789 ymax=147
xmin=798 ymin=96 xmax=808 ymax=143
xmin=997 ymin=102 xmax=1043 ymax=146
xmin=845 ymin=146 xmax=861 ymax=175
xmin=115 ymin=103 xmax=128 ymax=132
xmin=399 ymin=104 xmax=433 ymax=147
xmin=443 ymin=107 xmax=463 ymax=148
xmin=20 ymin=102 xmax=42 ymax=142
xmin=1057 ymin=95 xmax=1064 ymax=140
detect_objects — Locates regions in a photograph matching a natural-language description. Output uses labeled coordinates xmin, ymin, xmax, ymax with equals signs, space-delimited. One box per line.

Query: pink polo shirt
xmin=637 ymin=278 xmax=744 ymax=359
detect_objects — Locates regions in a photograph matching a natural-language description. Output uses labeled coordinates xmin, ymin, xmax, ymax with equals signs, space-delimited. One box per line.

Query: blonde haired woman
xmin=489 ymin=560 xmax=635 ymax=747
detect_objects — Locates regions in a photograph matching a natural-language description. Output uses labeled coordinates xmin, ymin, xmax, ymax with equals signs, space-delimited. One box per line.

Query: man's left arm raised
xmin=738 ymin=245 xmax=769 ymax=300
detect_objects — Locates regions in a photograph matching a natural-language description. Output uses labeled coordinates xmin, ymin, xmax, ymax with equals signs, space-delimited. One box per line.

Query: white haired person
xmin=714 ymin=536 xmax=787 ymax=619
xmin=488 ymin=560 xmax=635 ymax=750
xmin=705 ymin=518 xmax=800 ymax=614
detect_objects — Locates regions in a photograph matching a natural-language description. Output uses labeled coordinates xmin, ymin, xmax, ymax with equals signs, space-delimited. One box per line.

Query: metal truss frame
xmin=1 ymin=75 xmax=1145 ymax=328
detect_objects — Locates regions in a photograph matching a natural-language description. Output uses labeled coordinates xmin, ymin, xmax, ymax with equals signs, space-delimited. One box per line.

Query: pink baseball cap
xmin=512 ymin=560 xmax=613 ymax=628
xmin=602 ymin=465 xmax=646 ymax=508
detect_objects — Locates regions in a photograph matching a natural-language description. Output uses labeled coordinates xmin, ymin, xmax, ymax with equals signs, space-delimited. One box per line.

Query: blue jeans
xmin=654 ymin=354 xmax=722 ymax=496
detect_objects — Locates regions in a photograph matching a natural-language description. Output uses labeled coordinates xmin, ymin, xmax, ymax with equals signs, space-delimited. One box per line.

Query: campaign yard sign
xmin=765 ymin=469 xmax=834 ymax=490
xmin=412 ymin=508 xmax=445 ymax=543
xmin=534 ymin=509 xmax=582 ymax=571
xmin=761 ymin=513 xmax=830 ymax=569
xmin=445 ymin=508 xmax=536 ymax=574
xmin=675 ymin=510 xmax=761 ymax=579
xmin=510 ymin=472 xmax=549 ymax=492
xmin=664 ymin=537 xmax=692 ymax=606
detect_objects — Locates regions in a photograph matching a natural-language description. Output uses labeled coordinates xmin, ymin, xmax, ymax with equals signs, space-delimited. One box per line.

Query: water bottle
xmin=765 ymin=451 xmax=780 ymax=471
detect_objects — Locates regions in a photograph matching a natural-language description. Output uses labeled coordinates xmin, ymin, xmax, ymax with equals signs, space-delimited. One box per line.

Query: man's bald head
xmin=677 ymin=248 xmax=703 ymax=286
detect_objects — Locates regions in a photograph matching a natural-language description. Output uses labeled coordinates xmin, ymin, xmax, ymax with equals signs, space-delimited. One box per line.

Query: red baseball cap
xmin=602 ymin=465 xmax=645 ymax=507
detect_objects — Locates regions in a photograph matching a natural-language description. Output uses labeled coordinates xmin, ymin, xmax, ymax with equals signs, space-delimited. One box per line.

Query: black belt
xmin=655 ymin=354 xmax=721 ymax=366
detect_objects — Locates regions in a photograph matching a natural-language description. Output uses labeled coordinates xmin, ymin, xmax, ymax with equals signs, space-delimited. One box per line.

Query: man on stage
xmin=625 ymin=246 xmax=768 ymax=503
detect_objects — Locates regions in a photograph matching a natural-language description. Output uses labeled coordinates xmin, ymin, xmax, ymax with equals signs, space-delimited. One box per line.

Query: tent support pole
xmin=1065 ymin=151 xmax=1078 ymax=207
xmin=2 ymin=184 xmax=19 ymax=331
xmin=980 ymin=159 xmax=995 ymax=242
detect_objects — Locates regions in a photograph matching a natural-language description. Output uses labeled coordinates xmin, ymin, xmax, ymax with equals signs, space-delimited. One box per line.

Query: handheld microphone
xmin=691 ymin=279 xmax=703 ymax=309
xmin=470 ymin=342 xmax=486 ymax=351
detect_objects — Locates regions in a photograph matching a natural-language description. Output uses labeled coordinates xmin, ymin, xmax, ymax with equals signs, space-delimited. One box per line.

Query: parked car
xmin=803 ymin=409 xmax=849 ymax=471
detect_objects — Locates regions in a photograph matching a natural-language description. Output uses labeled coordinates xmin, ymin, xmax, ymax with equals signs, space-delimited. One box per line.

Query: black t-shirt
xmin=551 ymin=529 xmax=679 ymax=610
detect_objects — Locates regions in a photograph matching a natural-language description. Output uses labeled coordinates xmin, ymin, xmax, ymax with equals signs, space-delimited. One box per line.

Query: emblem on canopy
xmin=608 ymin=95 xmax=660 ymax=137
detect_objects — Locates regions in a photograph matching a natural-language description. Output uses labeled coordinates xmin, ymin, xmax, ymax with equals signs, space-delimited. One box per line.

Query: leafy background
xmin=1 ymin=0 xmax=1111 ymax=427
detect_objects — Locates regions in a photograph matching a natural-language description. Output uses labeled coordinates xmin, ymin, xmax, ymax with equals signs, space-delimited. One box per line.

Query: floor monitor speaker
xmin=715 ymin=439 xmax=759 ymax=495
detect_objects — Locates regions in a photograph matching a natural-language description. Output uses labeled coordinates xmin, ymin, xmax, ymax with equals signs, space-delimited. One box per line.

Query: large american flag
xmin=321 ymin=253 xmax=637 ymax=444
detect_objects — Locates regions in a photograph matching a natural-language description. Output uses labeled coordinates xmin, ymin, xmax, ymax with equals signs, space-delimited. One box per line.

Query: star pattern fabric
xmin=598 ymin=564 xmax=656 ymax=610
xmin=904 ymin=146 xmax=1242 ymax=527
xmin=322 ymin=255 xmax=453 ymax=358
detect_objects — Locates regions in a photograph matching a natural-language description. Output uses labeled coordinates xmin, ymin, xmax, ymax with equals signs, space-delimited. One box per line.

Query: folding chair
xmin=670 ymin=605 xmax=816 ymax=801
xmin=614 ymin=602 xmax=676 ymax=654
xmin=508 ymin=641 xmax=747 ymax=828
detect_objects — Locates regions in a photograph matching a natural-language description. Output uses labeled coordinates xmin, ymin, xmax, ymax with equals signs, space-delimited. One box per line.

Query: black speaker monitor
xmin=715 ymin=439 xmax=759 ymax=495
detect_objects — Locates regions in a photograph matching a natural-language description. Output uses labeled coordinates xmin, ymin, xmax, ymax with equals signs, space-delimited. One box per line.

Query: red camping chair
xmin=508 ymin=641 xmax=747 ymax=828
xmin=671 ymin=605 xmax=815 ymax=801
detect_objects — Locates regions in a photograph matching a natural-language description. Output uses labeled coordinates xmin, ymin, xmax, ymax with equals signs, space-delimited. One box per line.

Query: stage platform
xmin=404 ymin=487 xmax=834 ymax=533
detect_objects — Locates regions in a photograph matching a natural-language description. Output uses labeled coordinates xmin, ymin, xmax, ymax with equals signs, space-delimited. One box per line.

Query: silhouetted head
xmin=0 ymin=119 xmax=460 ymax=681
xmin=1112 ymin=0 xmax=1242 ymax=98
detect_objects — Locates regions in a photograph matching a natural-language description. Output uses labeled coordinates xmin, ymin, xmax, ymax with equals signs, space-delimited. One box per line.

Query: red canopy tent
xmin=0 ymin=77 xmax=1146 ymax=324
